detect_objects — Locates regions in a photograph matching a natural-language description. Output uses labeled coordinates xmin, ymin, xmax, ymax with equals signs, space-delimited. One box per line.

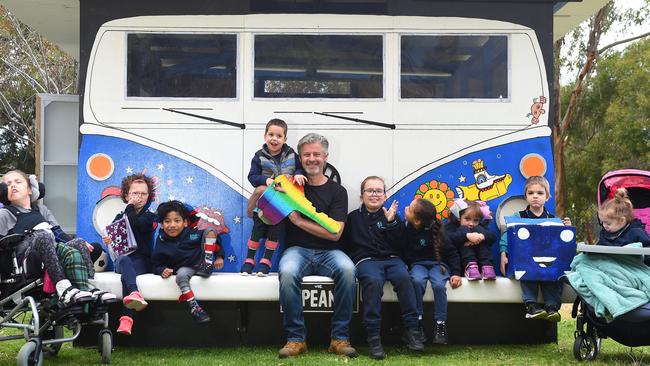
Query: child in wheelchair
xmin=0 ymin=170 xmax=118 ymax=311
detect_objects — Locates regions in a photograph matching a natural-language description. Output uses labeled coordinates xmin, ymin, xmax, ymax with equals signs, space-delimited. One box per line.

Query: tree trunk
xmin=552 ymin=38 xmax=565 ymax=217
xmin=552 ymin=5 xmax=609 ymax=218
xmin=553 ymin=131 xmax=566 ymax=218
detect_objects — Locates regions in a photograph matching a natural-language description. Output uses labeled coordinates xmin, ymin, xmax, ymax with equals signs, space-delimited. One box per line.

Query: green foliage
xmin=565 ymin=37 xmax=650 ymax=242
xmin=0 ymin=6 xmax=77 ymax=173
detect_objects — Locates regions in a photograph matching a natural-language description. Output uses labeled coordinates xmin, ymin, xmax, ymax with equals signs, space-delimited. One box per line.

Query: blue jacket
xmin=598 ymin=219 xmax=650 ymax=247
xmin=151 ymin=227 xmax=224 ymax=275
xmin=343 ymin=205 xmax=402 ymax=265
xmin=247 ymin=144 xmax=305 ymax=187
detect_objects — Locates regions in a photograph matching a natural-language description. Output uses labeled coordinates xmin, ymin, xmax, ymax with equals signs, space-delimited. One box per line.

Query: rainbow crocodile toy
xmin=256 ymin=175 xmax=341 ymax=234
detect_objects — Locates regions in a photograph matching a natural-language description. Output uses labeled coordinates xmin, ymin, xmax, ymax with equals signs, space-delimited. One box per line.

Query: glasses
xmin=363 ymin=189 xmax=385 ymax=196
xmin=129 ymin=192 xmax=149 ymax=197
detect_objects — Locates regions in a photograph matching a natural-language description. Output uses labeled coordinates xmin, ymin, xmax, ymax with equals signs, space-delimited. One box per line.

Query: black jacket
xmin=598 ymin=219 xmax=650 ymax=247
xmin=445 ymin=222 xmax=497 ymax=250
xmin=151 ymin=227 xmax=224 ymax=275
xmin=343 ymin=205 xmax=401 ymax=265
xmin=398 ymin=221 xmax=461 ymax=276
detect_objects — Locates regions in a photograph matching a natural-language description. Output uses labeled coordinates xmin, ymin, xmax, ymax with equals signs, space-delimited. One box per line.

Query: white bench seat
xmin=90 ymin=272 xmax=575 ymax=303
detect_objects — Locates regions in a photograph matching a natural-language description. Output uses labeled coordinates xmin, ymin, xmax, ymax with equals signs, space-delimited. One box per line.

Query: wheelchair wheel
xmin=17 ymin=340 xmax=43 ymax=366
xmin=573 ymin=334 xmax=598 ymax=361
xmin=98 ymin=329 xmax=112 ymax=364
xmin=42 ymin=325 xmax=64 ymax=356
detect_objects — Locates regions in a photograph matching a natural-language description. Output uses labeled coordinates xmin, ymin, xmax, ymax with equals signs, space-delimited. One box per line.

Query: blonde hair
xmin=600 ymin=188 xmax=634 ymax=223
xmin=524 ymin=176 xmax=551 ymax=197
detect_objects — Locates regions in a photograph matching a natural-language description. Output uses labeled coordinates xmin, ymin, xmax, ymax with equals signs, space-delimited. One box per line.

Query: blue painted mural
xmin=78 ymin=132 xmax=554 ymax=273
xmin=77 ymin=134 xmax=250 ymax=272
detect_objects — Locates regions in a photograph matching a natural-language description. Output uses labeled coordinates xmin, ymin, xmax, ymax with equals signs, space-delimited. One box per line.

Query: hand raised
xmin=383 ymin=200 xmax=398 ymax=222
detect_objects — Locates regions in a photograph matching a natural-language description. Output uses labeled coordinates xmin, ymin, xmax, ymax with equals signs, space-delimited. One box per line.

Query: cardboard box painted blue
xmin=505 ymin=217 xmax=577 ymax=281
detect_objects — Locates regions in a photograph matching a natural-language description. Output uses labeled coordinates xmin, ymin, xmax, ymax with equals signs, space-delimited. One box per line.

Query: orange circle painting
xmin=414 ymin=179 xmax=455 ymax=220
xmin=519 ymin=153 xmax=547 ymax=178
xmin=86 ymin=153 xmax=114 ymax=181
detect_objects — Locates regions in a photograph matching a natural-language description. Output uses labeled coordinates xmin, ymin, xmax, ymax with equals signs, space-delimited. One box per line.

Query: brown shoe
xmin=328 ymin=339 xmax=358 ymax=358
xmin=278 ymin=341 xmax=307 ymax=358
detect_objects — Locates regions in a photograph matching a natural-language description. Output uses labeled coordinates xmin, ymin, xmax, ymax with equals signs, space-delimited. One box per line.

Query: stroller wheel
xmin=17 ymin=339 xmax=43 ymax=366
xmin=573 ymin=334 xmax=598 ymax=361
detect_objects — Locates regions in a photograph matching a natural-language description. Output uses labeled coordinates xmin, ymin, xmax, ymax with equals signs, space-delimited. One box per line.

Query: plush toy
xmin=505 ymin=217 xmax=576 ymax=281
xmin=86 ymin=242 xmax=108 ymax=272
xmin=256 ymin=175 xmax=341 ymax=234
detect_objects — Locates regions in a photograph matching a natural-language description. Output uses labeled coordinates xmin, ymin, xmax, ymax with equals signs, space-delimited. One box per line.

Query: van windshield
xmin=127 ymin=33 xmax=237 ymax=98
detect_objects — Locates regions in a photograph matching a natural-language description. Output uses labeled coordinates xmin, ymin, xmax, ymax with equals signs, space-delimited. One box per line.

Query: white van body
xmin=79 ymin=14 xmax=552 ymax=270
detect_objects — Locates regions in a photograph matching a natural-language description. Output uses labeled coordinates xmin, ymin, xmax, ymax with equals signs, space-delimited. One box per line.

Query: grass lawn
xmin=1 ymin=305 xmax=649 ymax=366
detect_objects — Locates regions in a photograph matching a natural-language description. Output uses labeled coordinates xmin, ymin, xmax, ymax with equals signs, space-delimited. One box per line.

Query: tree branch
xmin=559 ymin=4 xmax=609 ymax=137
xmin=599 ymin=31 xmax=650 ymax=54
xmin=0 ymin=57 xmax=46 ymax=92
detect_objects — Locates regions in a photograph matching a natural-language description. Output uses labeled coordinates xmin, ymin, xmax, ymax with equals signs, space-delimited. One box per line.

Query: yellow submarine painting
xmin=455 ymin=159 xmax=512 ymax=201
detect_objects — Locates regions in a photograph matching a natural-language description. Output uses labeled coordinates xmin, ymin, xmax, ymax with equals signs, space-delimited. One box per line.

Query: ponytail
xmin=414 ymin=199 xmax=446 ymax=274
xmin=600 ymin=188 xmax=634 ymax=223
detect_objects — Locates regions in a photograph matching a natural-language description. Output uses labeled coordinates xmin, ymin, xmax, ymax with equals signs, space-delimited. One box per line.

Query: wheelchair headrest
xmin=0 ymin=182 xmax=7 ymax=206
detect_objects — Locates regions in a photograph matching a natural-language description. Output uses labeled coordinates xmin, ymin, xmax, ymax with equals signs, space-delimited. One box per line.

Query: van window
xmin=254 ymin=34 xmax=383 ymax=98
xmin=127 ymin=33 xmax=237 ymax=98
xmin=400 ymin=35 xmax=508 ymax=99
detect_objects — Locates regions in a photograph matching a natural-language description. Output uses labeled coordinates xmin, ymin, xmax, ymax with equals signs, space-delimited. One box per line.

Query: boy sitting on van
xmin=152 ymin=201 xmax=224 ymax=323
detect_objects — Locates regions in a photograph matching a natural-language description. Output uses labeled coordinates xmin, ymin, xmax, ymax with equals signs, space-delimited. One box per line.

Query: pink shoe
xmin=481 ymin=265 xmax=497 ymax=280
xmin=464 ymin=262 xmax=481 ymax=281
xmin=123 ymin=291 xmax=148 ymax=311
xmin=117 ymin=316 xmax=133 ymax=335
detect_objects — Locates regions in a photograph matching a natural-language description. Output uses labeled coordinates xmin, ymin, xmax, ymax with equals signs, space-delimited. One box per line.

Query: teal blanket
xmin=567 ymin=244 xmax=650 ymax=321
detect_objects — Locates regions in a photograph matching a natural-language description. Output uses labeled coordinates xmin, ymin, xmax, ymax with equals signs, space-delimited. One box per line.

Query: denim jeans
xmin=357 ymin=257 xmax=419 ymax=337
xmin=278 ymin=246 xmax=356 ymax=342
xmin=410 ymin=261 xmax=450 ymax=322
xmin=115 ymin=254 xmax=151 ymax=318
xmin=520 ymin=280 xmax=562 ymax=310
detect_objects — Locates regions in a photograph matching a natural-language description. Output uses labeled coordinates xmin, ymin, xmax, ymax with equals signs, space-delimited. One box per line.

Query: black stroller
xmin=1 ymin=184 xmax=114 ymax=365
xmin=570 ymin=169 xmax=650 ymax=361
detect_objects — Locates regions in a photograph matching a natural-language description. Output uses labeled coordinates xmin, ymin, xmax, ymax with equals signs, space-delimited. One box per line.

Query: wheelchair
xmin=1 ymin=232 xmax=114 ymax=365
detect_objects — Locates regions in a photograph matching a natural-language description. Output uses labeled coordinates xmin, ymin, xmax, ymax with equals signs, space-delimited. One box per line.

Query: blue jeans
xmin=410 ymin=261 xmax=450 ymax=322
xmin=278 ymin=246 xmax=356 ymax=342
xmin=115 ymin=254 xmax=151 ymax=318
xmin=520 ymin=280 xmax=562 ymax=310
xmin=357 ymin=258 xmax=419 ymax=337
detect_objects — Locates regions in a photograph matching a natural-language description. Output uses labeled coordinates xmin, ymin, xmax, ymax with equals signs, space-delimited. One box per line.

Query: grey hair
xmin=297 ymin=133 xmax=329 ymax=155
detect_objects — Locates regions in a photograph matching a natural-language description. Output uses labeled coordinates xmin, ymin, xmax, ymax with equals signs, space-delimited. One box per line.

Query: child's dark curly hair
xmin=156 ymin=200 xmax=189 ymax=223
xmin=120 ymin=173 xmax=156 ymax=203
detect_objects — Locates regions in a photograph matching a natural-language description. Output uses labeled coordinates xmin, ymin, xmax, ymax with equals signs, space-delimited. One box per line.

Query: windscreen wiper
xmin=314 ymin=112 xmax=395 ymax=130
xmin=162 ymin=108 xmax=246 ymax=129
